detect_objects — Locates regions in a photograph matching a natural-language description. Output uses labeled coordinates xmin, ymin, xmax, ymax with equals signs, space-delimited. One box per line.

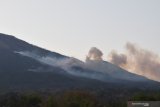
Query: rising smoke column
xmin=86 ymin=47 xmax=103 ymax=61
xmin=108 ymin=42 xmax=160 ymax=82
xmin=85 ymin=47 xmax=109 ymax=74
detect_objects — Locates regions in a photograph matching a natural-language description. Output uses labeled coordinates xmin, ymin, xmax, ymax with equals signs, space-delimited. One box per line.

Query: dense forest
xmin=0 ymin=90 xmax=160 ymax=107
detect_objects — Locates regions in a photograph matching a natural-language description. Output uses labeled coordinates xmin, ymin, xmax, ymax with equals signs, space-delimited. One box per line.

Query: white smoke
xmin=15 ymin=51 xmax=109 ymax=82
xmin=15 ymin=44 xmax=160 ymax=82
xmin=108 ymin=42 xmax=160 ymax=82
xmin=15 ymin=51 xmax=83 ymax=69
xmin=108 ymin=50 xmax=127 ymax=67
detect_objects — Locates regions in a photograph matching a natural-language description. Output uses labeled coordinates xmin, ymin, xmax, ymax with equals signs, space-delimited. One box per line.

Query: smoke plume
xmin=86 ymin=47 xmax=103 ymax=61
xmin=15 ymin=51 xmax=107 ymax=81
xmin=108 ymin=50 xmax=127 ymax=66
xmin=15 ymin=45 xmax=160 ymax=82
xmin=108 ymin=42 xmax=160 ymax=81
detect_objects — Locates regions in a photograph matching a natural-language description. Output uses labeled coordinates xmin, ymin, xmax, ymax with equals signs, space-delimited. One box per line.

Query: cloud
xmin=108 ymin=42 xmax=160 ymax=81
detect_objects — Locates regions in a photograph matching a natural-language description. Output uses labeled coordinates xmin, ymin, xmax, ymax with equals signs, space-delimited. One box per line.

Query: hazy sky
xmin=0 ymin=0 xmax=160 ymax=60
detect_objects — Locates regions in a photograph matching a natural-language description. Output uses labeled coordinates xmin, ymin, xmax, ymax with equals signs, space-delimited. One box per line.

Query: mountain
xmin=0 ymin=33 xmax=160 ymax=91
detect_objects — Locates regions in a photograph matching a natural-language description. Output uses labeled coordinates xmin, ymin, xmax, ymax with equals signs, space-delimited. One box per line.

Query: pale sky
xmin=0 ymin=0 xmax=160 ymax=60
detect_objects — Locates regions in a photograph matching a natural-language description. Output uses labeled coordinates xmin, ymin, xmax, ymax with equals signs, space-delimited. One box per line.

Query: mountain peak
xmin=0 ymin=33 xmax=159 ymax=91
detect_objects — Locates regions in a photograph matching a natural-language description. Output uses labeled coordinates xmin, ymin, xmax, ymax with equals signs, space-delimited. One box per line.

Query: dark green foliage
xmin=0 ymin=93 xmax=21 ymax=107
xmin=0 ymin=93 xmax=42 ymax=107
xmin=131 ymin=92 xmax=160 ymax=101
xmin=0 ymin=91 xmax=102 ymax=107
xmin=44 ymin=96 xmax=58 ymax=107
xmin=0 ymin=90 xmax=160 ymax=107
xmin=59 ymin=91 xmax=99 ymax=107
xmin=20 ymin=94 xmax=42 ymax=107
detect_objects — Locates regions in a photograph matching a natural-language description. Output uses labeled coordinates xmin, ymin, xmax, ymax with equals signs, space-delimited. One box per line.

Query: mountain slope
xmin=0 ymin=33 xmax=67 ymax=58
xmin=0 ymin=33 xmax=160 ymax=91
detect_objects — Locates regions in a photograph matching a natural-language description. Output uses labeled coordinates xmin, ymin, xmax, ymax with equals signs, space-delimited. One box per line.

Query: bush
xmin=44 ymin=96 xmax=58 ymax=107
xmin=131 ymin=92 xmax=160 ymax=101
xmin=59 ymin=91 xmax=99 ymax=107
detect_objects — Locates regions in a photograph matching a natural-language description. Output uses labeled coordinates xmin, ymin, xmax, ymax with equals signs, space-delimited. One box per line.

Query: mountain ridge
xmin=0 ymin=33 xmax=160 ymax=91
xmin=0 ymin=33 xmax=68 ymax=58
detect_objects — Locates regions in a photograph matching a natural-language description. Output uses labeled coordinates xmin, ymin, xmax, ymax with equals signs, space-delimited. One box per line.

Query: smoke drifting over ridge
xmin=15 ymin=51 xmax=108 ymax=82
xmin=108 ymin=50 xmax=127 ymax=66
xmin=15 ymin=45 xmax=160 ymax=82
xmin=108 ymin=42 xmax=160 ymax=82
